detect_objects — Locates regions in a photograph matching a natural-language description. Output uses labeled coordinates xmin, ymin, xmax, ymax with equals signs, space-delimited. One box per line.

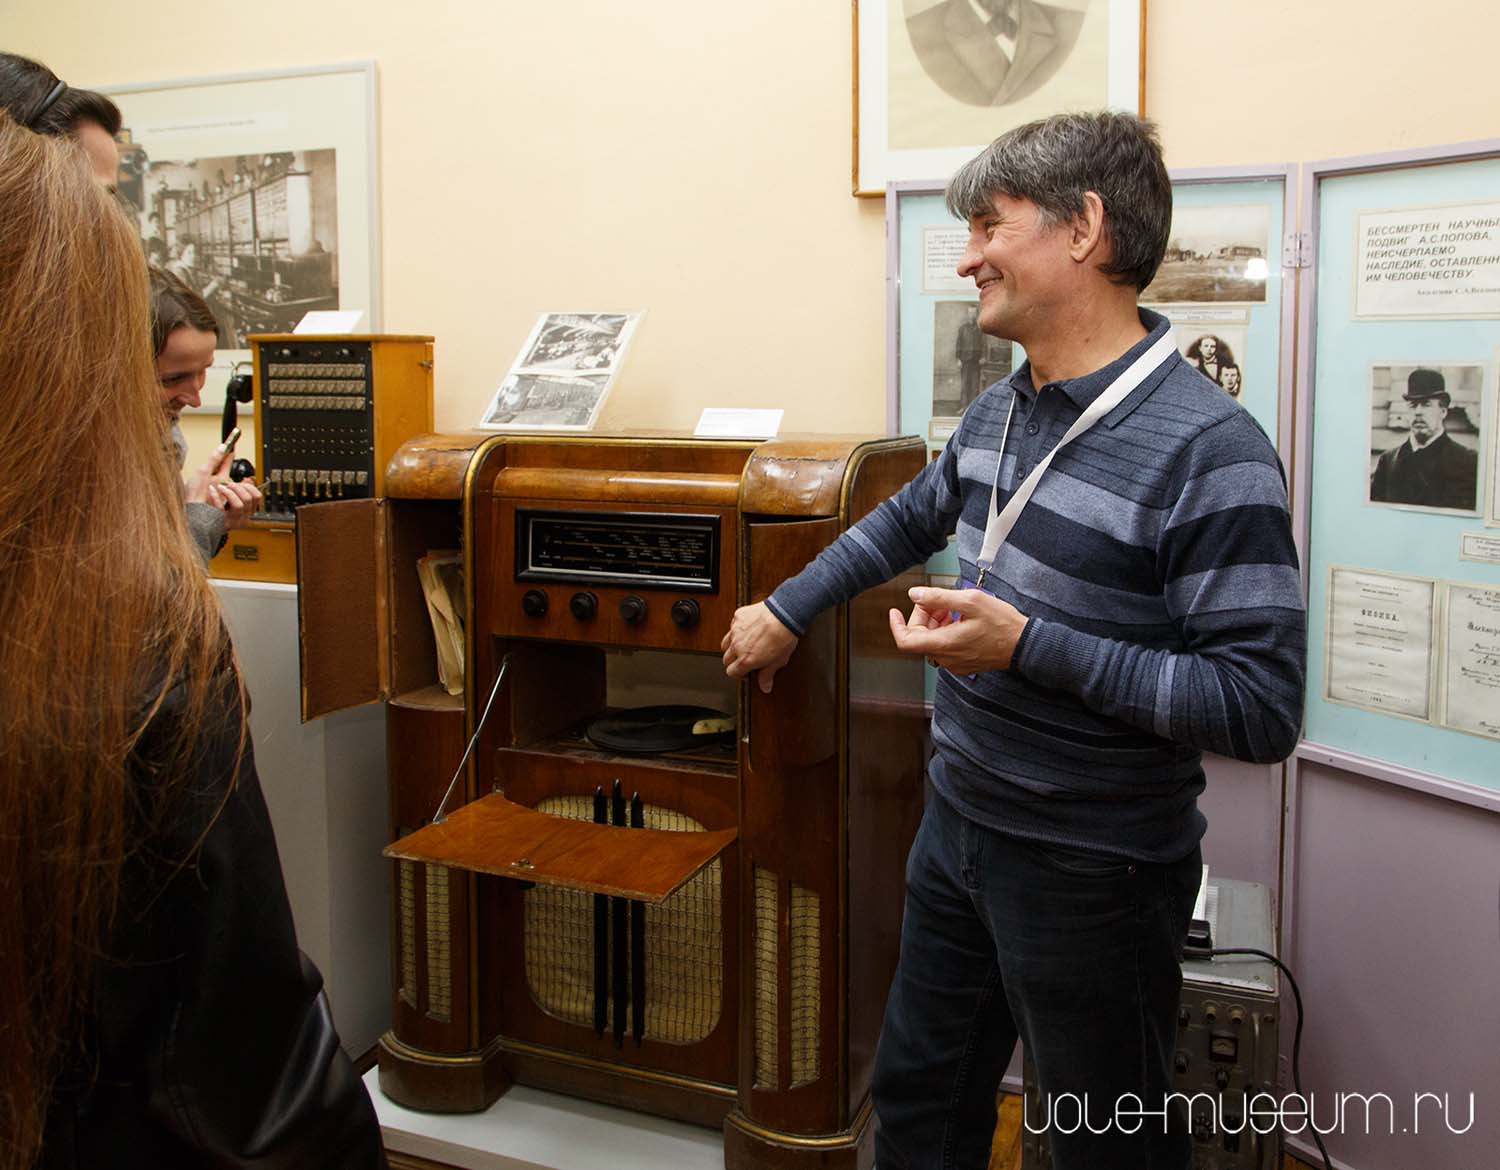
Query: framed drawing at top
xmin=854 ymin=0 xmax=1145 ymax=195
xmin=98 ymin=62 xmax=379 ymax=409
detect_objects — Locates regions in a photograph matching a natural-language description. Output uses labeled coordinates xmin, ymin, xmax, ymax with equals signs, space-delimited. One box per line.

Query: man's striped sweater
xmin=764 ymin=311 xmax=1306 ymax=862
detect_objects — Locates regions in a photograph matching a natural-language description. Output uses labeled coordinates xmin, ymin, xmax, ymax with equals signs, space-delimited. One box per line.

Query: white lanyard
xmin=975 ymin=332 xmax=1177 ymax=589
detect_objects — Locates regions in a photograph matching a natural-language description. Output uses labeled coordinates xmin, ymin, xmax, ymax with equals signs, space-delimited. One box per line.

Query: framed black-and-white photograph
xmin=1367 ymin=363 xmax=1485 ymax=515
xmin=854 ymin=0 xmax=1144 ymax=195
xmin=101 ymin=62 xmax=379 ymax=409
xmin=480 ymin=312 xmax=642 ymax=431
xmin=1174 ymin=325 xmax=1248 ymax=400
xmin=930 ymin=300 xmax=1012 ymax=420
xmin=118 ymin=148 xmax=341 ymax=348
xmin=1142 ymin=204 xmax=1270 ymax=305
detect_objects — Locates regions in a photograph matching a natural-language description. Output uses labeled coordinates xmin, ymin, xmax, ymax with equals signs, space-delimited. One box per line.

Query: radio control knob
xmin=670 ymin=599 xmax=700 ymax=629
xmin=522 ymin=589 xmax=549 ymax=618
xmin=620 ymin=595 xmax=647 ymax=624
xmin=570 ymin=591 xmax=598 ymax=621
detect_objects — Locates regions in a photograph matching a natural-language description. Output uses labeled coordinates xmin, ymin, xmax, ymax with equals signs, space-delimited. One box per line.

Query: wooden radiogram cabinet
xmin=297 ymin=433 xmax=929 ymax=1170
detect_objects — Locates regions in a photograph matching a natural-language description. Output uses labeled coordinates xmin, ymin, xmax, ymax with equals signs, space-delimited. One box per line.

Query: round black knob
xmin=670 ymin=599 xmax=700 ymax=628
xmin=1174 ymin=1052 xmax=1190 ymax=1075
xmin=229 ymin=457 xmax=255 ymax=482
xmin=620 ymin=595 xmax=647 ymax=624
xmin=521 ymin=589 xmax=549 ymax=618
xmin=570 ymin=591 xmax=598 ymax=621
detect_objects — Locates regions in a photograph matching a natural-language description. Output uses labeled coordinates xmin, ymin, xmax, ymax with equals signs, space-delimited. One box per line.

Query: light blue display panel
xmin=1142 ymin=178 xmax=1286 ymax=445
xmin=1303 ymin=157 xmax=1500 ymax=790
xmin=893 ymin=177 xmax=1291 ymax=699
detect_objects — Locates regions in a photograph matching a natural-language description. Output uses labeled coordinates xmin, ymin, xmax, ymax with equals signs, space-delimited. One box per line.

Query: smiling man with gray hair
xmin=722 ymin=111 xmax=1305 ymax=1169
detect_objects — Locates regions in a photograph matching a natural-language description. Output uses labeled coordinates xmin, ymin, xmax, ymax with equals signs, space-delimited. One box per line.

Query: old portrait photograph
xmin=1141 ymin=204 xmax=1270 ymax=305
xmin=515 ymin=312 xmax=638 ymax=373
xmin=1367 ymin=363 xmax=1484 ymax=514
xmin=1174 ymin=325 xmax=1247 ymax=399
xmin=885 ymin=0 xmax=1110 ymax=151
xmin=931 ymin=300 xmax=1014 ymax=419
xmin=114 ymin=145 xmax=340 ymax=347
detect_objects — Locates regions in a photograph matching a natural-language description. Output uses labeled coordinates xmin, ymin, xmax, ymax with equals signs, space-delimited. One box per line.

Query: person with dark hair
xmin=0 ymin=51 xmax=122 ymax=185
xmin=1185 ymin=332 xmax=1235 ymax=385
xmin=722 ymin=111 xmax=1305 ymax=1170
xmin=1221 ymin=363 xmax=1242 ymax=398
xmin=0 ymin=114 xmax=386 ymax=1170
xmin=1370 ymin=367 xmax=1478 ymax=510
xmin=150 ymin=265 xmax=261 ymax=560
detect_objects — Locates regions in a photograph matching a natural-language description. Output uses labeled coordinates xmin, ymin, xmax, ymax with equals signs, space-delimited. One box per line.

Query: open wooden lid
xmin=383 ymin=792 xmax=737 ymax=903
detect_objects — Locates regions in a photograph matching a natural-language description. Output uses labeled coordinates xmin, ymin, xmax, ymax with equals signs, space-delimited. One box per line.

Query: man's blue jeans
xmin=871 ymin=793 xmax=1201 ymax=1170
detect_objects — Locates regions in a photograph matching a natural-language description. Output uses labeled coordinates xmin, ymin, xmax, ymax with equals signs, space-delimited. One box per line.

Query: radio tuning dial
xmin=620 ymin=595 xmax=647 ymax=624
xmin=570 ymin=591 xmax=598 ymax=621
xmin=670 ymin=599 xmax=700 ymax=629
xmin=522 ymin=589 xmax=549 ymax=618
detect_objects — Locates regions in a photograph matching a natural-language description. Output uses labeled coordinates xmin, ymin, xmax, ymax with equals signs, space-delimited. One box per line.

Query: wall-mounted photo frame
xmin=854 ymin=0 xmax=1144 ymax=196
xmin=99 ymin=61 xmax=380 ymax=411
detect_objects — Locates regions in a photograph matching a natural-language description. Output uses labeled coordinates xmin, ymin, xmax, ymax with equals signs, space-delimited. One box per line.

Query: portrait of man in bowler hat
xmin=1369 ymin=367 xmax=1479 ymax=511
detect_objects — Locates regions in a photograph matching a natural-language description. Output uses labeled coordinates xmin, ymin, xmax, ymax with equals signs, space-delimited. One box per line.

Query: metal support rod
xmin=431 ymin=652 xmax=512 ymax=825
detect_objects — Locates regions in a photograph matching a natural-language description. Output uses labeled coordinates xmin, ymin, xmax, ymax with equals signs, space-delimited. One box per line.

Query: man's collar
xmin=1009 ymin=308 xmax=1173 ymax=407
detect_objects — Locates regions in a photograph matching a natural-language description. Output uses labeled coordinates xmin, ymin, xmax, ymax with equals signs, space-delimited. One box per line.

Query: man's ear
xmin=1068 ymin=191 xmax=1108 ymax=264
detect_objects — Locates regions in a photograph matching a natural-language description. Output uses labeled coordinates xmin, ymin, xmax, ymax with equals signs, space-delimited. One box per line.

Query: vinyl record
xmin=586 ymin=705 xmax=733 ymax=755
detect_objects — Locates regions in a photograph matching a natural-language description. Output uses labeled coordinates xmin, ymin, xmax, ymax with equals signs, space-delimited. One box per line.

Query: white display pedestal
xmin=213 ymin=578 xmax=391 ymax=1058
xmin=366 ymin=1071 xmax=723 ymax=1170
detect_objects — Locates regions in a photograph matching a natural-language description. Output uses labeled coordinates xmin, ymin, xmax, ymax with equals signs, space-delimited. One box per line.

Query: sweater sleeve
xmin=1012 ymin=414 xmax=1307 ymax=764
xmin=185 ymin=501 xmax=228 ymax=564
xmin=764 ymin=435 xmax=965 ymax=636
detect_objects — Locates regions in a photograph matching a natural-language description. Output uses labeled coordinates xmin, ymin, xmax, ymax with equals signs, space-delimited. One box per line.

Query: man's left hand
xmin=888 ymin=586 xmax=1029 ymax=673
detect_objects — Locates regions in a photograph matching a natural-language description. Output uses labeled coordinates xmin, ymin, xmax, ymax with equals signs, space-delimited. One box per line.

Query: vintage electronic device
xmin=1022 ymin=879 xmax=1282 ymax=1170
xmin=207 ymin=333 xmax=433 ymax=583
xmin=296 ymin=433 xmax=931 ymax=1169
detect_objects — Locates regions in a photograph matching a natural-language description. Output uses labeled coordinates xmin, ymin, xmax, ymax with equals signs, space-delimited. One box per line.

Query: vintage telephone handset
xmin=220 ymin=361 xmax=256 ymax=482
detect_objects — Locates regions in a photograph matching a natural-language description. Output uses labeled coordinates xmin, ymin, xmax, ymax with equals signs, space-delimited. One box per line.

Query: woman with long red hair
xmin=0 ymin=112 xmax=385 ymax=1170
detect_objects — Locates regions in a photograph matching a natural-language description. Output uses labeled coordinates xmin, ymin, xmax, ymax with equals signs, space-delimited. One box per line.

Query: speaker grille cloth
xmin=752 ymin=866 xmax=779 ymax=1089
xmin=425 ymin=864 xmax=453 ymax=1021
xmin=398 ymin=859 xmax=417 ymax=1010
xmin=789 ymin=883 xmax=821 ymax=1087
xmin=523 ymin=795 xmax=722 ymax=1044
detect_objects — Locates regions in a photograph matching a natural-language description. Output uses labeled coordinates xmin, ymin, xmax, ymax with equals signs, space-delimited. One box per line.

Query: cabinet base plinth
xmin=723 ymin=1101 xmax=874 ymax=1170
xmin=375 ymin=1032 xmax=511 ymax=1114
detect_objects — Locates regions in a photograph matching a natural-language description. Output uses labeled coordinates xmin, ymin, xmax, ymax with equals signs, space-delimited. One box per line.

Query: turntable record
xmin=586 ymin=705 xmax=734 ymax=755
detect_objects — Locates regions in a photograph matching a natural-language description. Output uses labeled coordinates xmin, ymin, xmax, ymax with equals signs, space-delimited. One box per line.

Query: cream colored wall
xmin=9 ymin=0 xmax=1496 ymax=451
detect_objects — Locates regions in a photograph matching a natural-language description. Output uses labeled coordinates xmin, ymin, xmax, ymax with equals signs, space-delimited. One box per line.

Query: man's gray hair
xmin=945 ymin=111 xmax=1172 ymax=291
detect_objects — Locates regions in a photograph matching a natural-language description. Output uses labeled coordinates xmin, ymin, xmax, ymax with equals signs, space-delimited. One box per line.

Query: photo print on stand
xmin=480 ymin=312 xmax=642 ymax=431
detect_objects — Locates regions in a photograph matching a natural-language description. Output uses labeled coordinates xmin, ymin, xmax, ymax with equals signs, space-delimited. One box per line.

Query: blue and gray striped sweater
xmin=765 ymin=311 xmax=1306 ymax=862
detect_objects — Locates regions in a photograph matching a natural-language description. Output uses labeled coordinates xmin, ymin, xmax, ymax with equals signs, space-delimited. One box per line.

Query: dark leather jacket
xmin=41 ymin=676 xmax=387 ymax=1168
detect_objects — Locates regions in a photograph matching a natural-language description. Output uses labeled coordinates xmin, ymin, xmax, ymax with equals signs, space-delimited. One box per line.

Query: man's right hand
xmin=721 ymin=602 xmax=799 ymax=693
